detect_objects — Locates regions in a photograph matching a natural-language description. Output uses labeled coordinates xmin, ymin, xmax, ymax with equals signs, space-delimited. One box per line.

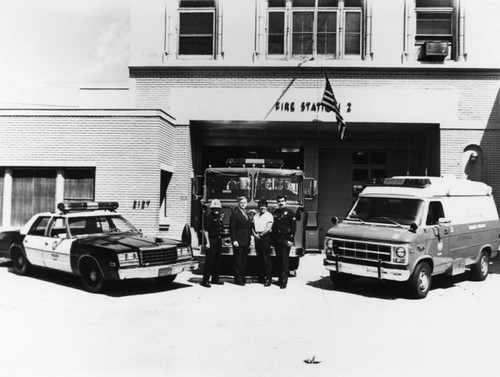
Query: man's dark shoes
xmin=200 ymin=281 xmax=211 ymax=288
xmin=280 ymin=283 xmax=287 ymax=289
xmin=264 ymin=280 xmax=272 ymax=287
xmin=211 ymin=280 xmax=224 ymax=285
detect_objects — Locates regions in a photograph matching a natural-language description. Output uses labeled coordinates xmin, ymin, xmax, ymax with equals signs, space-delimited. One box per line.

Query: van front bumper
xmin=117 ymin=260 xmax=199 ymax=280
xmin=324 ymin=258 xmax=410 ymax=282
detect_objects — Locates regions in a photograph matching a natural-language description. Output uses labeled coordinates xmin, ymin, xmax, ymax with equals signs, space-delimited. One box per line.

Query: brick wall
xmin=0 ymin=110 xmax=192 ymax=237
xmin=131 ymin=67 xmax=500 ymax=209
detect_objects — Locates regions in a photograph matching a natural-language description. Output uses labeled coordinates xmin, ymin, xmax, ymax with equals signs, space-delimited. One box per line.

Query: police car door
xmin=40 ymin=216 xmax=73 ymax=273
xmin=22 ymin=215 xmax=51 ymax=267
xmin=425 ymin=201 xmax=451 ymax=273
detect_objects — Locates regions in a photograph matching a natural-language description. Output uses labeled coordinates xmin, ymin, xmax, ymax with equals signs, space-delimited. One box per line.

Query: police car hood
xmin=75 ymin=234 xmax=184 ymax=252
xmin=326 ymin=221 xmax=418 ymax=244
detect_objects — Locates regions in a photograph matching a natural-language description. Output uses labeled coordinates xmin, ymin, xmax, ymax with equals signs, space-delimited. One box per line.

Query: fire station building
xmin=2 ymin=0 xmax=500 ymax=249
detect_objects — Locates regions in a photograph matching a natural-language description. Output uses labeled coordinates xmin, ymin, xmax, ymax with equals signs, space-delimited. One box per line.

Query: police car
xmin=1 ymin=202 xmax=198 ymax=293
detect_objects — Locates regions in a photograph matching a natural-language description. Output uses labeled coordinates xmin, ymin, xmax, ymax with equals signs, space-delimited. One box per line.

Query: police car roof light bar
xmin=57 ymin=201 xmax=119 ymax=213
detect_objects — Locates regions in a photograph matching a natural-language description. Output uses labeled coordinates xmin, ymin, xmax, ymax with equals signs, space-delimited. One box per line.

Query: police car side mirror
xmin=410 ymin=223 xmax=418 ymax=233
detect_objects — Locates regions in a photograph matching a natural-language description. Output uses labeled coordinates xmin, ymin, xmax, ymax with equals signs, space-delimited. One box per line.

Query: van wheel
xmin=81 ymin=259 xmax=105 ymax=293
xmin=408 ymin=262 xmax=432 ymax=299
xmin=11 ymin=247 xmax=30 ymax=276
xmin=470 ymin=251 xmax=489 ymax=281
xmin=330 ymin=271 xmax=353 ymax=288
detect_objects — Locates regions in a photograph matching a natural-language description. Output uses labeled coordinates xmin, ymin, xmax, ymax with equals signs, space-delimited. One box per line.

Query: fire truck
xmin=192 ymin=158 xmax=317 ymax=272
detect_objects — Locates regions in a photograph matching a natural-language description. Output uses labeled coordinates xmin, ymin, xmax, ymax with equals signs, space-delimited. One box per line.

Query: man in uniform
xmin=229 ymin=195 xmax=252 ymax=286
xmin=272 ymin=194 xmax=296 ymax=289
xmin=252 ymin=199 xmax=274 ymax=287
xmin=201 ymin=199 xmax=225 ymax=288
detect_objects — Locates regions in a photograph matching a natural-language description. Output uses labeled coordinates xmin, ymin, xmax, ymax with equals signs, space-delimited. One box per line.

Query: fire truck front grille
xmin=334 ymin=239 xmax=391 ymax=262
xmin=140 ymin=246 xmax=177 ymax=266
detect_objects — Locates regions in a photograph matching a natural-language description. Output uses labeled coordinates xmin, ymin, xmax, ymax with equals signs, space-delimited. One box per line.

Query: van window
xmin=426 ymin=201 xmax=445 ymax=225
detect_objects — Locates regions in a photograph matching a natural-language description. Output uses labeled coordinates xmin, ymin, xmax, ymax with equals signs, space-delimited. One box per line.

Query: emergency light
xmin=57 ymin=201 xmax=119 ymax=213
xmin=225 ymin=158 xmax=284 ymax=168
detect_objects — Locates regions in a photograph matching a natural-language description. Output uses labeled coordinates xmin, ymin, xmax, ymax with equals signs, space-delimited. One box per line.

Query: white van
xmin=323 ymin=176 xmax=500 ymax=299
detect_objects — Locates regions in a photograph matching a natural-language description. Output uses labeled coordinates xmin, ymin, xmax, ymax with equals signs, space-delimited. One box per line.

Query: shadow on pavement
xmin=307 ymin=268 xmax=486 ymax=300
xmin=0 ymin=262 xmax=195 ymax=297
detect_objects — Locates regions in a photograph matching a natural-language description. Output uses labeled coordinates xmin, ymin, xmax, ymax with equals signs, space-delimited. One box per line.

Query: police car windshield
xmin=255 ymin=173 xmax=300 ymax=203
xmin=206 ymin=172 xmax=252 ymax=200
xmin=347 ymin=197 xmax=424 ymax=226
xmin=68 ymin=215 xmax=139 ymax=236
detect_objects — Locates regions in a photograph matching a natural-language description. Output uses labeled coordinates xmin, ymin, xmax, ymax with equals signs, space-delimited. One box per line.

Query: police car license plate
xmin=158 ymin=266 xmax=183 ymax=277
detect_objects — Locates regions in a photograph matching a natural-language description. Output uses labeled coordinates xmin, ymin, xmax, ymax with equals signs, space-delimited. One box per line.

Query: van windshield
xmin=347 ymin=197 xmax=424 ymax=226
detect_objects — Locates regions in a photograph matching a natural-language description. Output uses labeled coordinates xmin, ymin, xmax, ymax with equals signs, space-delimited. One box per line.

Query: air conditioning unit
xmin=419 ymin=41 xmax=449 ymax=61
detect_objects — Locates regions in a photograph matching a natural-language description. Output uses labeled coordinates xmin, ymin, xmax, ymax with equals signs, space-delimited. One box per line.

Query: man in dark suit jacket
xmin=229 ymin=195 xmax=252 ymax=285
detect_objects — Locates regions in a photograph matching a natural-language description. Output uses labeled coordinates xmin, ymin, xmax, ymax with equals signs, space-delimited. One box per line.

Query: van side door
xmin=424 ymin=201 xmax=451 ymax=274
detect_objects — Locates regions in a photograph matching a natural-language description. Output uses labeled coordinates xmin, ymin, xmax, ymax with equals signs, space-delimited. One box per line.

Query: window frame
xmin=178 ymin=1 xmax=216 ymax=58
xmin=266 ymin=0 xmax=363 ymax=60
xmin=414 ymin=0 xmax=457 ymax=60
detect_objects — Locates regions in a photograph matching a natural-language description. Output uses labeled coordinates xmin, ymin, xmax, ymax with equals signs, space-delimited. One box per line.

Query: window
xmin=426 ymin=201 xmax=445 ymax=225
xmin=179 ymin=0 xmax=216 ymax=56
xmin=64 ymin=168 xmax=95 ymax=202
xmin=352 ymin=152 xmax=387 ymax=197
xmin=28 ymin=216 xmax=51 ymax=236
xmin=11 ymin=169 xmax=57 ymax=227
xmin=267 ymin=0 xmax=363 ymax=59
xmin=415 ymin=0 xmax=456 ymax=59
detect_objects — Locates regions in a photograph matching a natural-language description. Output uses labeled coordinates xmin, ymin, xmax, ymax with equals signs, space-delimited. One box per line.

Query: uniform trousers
xmin=273 ymin=235 xmax=291 ymax=285
xmin=233 ymin=245 xmax=249 ymax=285
xmin=255 ymin=234 xmax=272 ymax=282
xmin=202 ymin=237 xmax=222 ymax=284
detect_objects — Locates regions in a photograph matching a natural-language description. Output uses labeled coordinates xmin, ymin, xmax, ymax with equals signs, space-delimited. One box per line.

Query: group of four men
xmin=201 ymin=194 xmax=296 ymax=289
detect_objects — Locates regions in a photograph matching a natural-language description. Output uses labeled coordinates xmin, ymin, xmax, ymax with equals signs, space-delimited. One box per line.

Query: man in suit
xmin=229 ymin=195 xmax=252 ymax=286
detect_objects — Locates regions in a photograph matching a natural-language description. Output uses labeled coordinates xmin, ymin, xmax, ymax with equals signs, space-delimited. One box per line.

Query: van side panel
xmin=442 ymin=196 xmax=500 ymax=263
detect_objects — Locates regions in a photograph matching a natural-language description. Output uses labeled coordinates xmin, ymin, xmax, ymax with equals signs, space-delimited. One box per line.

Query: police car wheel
xmin=154 ymin=274 xmax=177 ymax=285
xmin=81 ymin=259 xmax=105 ymax=293
xmin=11 ymin=247 xmax=30 ymax=276
xmin=470 ymin=251 xmax=489 ymax=281
xmin=408 ymin=262 xmax=431 ymax=299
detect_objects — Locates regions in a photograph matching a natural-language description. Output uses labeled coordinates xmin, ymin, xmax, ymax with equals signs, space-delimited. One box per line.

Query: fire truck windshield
xmin=255 ymin=173 xmax=301 ymax=203
xmin=206 ymin=172 xmax=252 ymax=200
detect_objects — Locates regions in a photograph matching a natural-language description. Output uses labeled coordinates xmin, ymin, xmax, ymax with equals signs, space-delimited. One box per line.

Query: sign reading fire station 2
xmin=273 ymin=100 xmax=352 ymax=114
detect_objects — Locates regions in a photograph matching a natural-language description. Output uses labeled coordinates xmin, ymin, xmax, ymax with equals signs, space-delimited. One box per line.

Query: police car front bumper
xmin=324 ymin=259 xmax=410 ymax=281
xmin=117 ymin=260 xmax=199 ymax=280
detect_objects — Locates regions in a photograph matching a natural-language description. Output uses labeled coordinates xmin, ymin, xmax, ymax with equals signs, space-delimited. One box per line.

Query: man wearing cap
xmin=272 ymin=195 xmax=296 ymax=289
xmin=252 ymin=199 xmax=274 ymax=287
xmin=229 ymin=195 xmax=252 ymax=286
xmin=201 ymin=199 xmax=225 ymax=288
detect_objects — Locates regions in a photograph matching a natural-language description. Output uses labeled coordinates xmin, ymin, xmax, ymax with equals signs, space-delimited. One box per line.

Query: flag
xmin=321 ymin=74 xmax=347 ymax=140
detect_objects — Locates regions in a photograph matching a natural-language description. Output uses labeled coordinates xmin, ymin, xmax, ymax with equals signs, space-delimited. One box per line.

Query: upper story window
xmin=415 ymin=0 xmax=457 ymax=60
xmin=267 ymin=0 xmax=363 ymax=59
xmin=178 ymin=0 xmax=216 ymax=56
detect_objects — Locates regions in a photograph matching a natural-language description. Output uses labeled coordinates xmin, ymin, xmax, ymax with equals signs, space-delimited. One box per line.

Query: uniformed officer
xmin=201 ymin=199 xmax=225 ymax=288
xmin=272 ymin=194 xmax=296 ymax=289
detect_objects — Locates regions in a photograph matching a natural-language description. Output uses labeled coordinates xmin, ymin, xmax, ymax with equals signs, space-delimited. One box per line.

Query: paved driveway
xmin=1 ymin=254 xmax=500 ymax=377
